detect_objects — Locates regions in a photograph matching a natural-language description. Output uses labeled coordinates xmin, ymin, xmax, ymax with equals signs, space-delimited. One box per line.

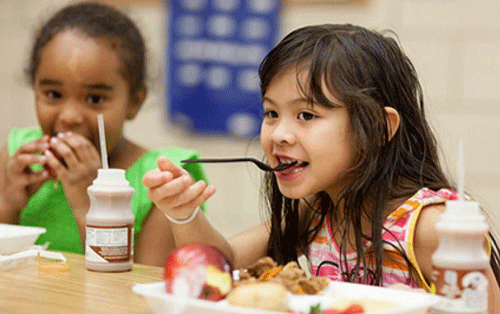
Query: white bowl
xmin=0 ymin=224 xmax=46 ymax=255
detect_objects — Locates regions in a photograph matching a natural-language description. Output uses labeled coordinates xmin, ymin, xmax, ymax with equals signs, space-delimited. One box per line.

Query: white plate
xmin=0 ymin=223 xmax=46 ymax=255
xmin=133 ymin=280 xmax=441 ymax=314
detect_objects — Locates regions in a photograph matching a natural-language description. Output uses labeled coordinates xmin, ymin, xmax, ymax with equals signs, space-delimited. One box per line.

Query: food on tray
xmin=234 ymin=256 xmax=331 ymax=294
xmin=289 ymin=303 xmax=365 ymax=314
xmin=162 ymin=250 xmax=401 ymax=314
xmin=229 ymin=257 xmax=400 ymax=314
xmin=227 ymin=282 xmax=288 ymax=311
xmin=228 ymin=256 xmax=330 ymax=311
xmin=287 ymin=297 xmax=398 ymax=314
xmin=323 ymin=304 xmax=364 ymax=314
xmin=328 ymin=298 xmax=397 ymax=313
xmin=164 ymin=242 xmax=232 ymax=301
xmin=292 ymin=298 xmax=396 ymax=314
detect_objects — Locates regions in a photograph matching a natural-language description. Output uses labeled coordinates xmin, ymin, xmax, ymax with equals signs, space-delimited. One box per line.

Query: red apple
xmin=45 ymin=143 xmax=65 ymax=178
xmin=164 ymin=243 xmax=233 ymax=301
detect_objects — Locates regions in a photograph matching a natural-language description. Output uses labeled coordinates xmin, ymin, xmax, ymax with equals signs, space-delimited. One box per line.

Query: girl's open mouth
xmin=276 ymin=158 xmax=309 ymax=174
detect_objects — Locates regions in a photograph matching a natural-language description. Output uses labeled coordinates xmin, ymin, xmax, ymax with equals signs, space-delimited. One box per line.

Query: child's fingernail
xmin=207 ymin=185 xmax=216 ymax=194
xmin=196 ymin=180 xmax=206 ymax=188
xmin=51 ymin=137 xmax=58 ymax=144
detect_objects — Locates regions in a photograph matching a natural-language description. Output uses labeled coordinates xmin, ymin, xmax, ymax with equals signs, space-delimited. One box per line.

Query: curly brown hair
xmin=25 ymin=1 xmax=146 ymax=102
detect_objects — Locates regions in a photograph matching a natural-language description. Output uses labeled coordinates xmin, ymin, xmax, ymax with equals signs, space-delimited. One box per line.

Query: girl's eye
xmin=46 ymin=90 xmax=62 ymax=100
xmin=263 ymin=110 xmax=278 ymax=119
xmin=86 ymin=95 xmax=104 ymax=106
xmin=298 ymin=111 xmax=316 ymax=121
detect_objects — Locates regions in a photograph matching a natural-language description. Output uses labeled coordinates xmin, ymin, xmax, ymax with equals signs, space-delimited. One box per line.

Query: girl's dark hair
xmin=26 ymin=1 xmax=146 ymax=99
xmin=259 ymin=24 xmax=500 ymax=287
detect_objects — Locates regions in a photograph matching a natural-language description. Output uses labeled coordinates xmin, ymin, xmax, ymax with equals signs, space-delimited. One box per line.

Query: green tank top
xmin=8 ymin=127 xmax=208 ymax=254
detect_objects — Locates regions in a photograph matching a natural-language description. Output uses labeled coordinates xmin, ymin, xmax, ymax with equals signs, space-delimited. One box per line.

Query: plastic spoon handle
xmin=181 ymin=158 xmax=297 ymax=172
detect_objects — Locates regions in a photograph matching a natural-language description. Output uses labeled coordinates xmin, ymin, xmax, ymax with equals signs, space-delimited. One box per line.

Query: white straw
xmin=97 ymin=114 xmax=108 ymax=169
xmin=457 ymin=139 xmax=464 ymax=201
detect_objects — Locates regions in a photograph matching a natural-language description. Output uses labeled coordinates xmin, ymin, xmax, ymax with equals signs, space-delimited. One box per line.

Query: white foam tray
xmin=133 ymin=280 xmax=441 ymax=314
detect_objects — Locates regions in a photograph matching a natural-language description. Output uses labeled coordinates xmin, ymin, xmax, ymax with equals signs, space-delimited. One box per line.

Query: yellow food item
xmin=37 ymin=252 xmax=70 ymax=272
xmin=205 ymin=264 xmax=232 ymax=295
xmin=227 ymin=282 xmax=288 ymax=311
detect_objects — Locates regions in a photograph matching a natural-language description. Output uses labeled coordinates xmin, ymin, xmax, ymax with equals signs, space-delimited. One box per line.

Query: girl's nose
xmin=270 ymin=121 xmax=296 ymax=145
xmin=58 ymin=101 xmax=84 ymax=128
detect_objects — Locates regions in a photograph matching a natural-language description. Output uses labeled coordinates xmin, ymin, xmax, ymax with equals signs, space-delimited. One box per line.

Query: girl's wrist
xmin=165 ymin=207 xmax=200 ymax=225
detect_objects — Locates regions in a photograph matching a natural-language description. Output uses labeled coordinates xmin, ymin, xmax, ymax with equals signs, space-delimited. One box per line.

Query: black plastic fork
xmin=181 ymin=158 xmax=297 ymax=172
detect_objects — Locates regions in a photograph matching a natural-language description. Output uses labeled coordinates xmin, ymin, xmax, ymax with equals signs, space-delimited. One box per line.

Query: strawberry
xmin=343 ymin=304 xmax=365 ymax=314
xmin=321 ymin=310 xmax=343 ymax=314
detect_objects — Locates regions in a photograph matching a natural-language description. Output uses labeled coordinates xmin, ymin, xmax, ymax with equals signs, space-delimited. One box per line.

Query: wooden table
xmin=0 ymin=252 xmax=162 ymax=314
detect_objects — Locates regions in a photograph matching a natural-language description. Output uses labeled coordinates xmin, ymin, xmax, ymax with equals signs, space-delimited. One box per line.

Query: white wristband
xmin=165 ymin=206 xmax=200 ymax=225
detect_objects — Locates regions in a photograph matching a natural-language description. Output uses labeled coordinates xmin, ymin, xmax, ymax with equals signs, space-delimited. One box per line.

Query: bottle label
xmin=85 ymin=224 xmax=133 ymax=263
xmin=431 ymin=266 xmax=487 ymax=314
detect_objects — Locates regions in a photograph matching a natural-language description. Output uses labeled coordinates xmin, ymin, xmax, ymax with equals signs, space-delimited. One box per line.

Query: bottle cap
xmin=92 ymin=168 xmax=131 ymax=187
xmin=436 ymin=200 xmax=489 ymax=232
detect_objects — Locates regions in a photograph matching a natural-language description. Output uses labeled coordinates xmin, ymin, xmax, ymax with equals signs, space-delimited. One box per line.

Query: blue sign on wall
xmin=166 ymin=0 xmax=281 ymax=139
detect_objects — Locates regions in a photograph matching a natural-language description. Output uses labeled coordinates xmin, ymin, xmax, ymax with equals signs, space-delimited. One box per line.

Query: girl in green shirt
xmin=0 ymin=2 xmax=207 ymax=267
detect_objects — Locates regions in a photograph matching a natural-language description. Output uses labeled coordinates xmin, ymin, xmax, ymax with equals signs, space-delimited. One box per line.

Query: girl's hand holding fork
xmin=142 ymin=156 xmax=215 ymax=222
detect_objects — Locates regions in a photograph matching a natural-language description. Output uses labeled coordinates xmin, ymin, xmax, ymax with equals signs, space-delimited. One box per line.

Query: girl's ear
xmin=126 ymin=86 xmax=148 ymax=120
xmin=384 ymin=106 xmax=400 ymax=141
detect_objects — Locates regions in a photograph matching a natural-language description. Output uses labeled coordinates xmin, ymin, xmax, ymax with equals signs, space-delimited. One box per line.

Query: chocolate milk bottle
xmin=85 ymin=168 xmax=135 ymax=272
xmin=431 ymin=200 xmax=489 ymax=314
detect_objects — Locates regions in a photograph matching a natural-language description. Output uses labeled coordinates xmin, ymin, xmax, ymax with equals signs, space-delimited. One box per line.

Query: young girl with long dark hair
xmin=143 ymin=24 xmax=500 ymax=311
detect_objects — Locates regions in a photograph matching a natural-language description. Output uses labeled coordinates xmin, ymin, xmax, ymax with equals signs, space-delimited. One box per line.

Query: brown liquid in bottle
xmin=431 ymin=200 xmax=489 ymax=314
xmin=85 ymin=169 xmax=135 ymax=272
